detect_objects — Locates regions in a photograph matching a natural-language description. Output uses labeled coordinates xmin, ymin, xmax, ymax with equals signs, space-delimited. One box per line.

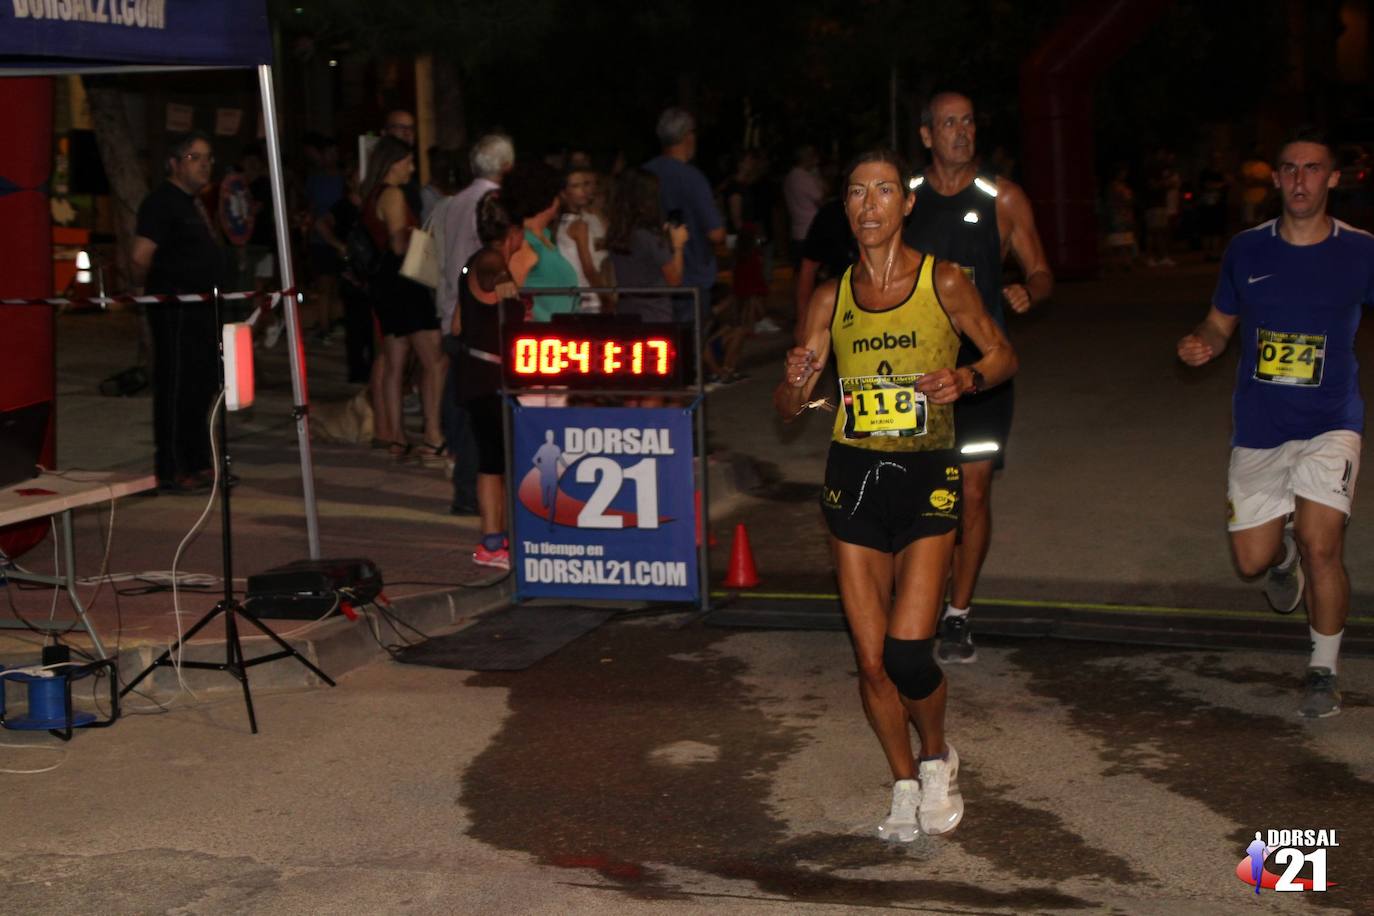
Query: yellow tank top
xmin=829 ymin=256 xmax=960 ymax=451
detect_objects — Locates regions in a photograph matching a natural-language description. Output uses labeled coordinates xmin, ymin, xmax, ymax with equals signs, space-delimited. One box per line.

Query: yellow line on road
xmin=229 ymin=496 xmax=472 ymax=527
xmin=709 ymin=591 xmax=1372 ymax=623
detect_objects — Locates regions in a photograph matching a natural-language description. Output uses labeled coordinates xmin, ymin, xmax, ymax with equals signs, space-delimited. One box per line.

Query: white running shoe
xmin=877 ymin=778 xmax=920 ymax=843
xmin=918 ymin=744 xmax=964 ymax=835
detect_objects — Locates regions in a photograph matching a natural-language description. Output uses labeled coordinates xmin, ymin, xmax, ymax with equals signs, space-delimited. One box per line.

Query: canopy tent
xmin=0 ymin=0 xmax=322 ymax=558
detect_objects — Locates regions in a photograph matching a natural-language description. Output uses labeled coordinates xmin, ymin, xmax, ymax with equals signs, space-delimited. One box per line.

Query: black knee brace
xmin=882 ymin=635 xmax=943 ymax=700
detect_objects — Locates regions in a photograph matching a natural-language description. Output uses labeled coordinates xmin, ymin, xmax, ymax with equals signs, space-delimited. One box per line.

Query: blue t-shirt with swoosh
xmin=1214 ymin=218 xmax=1374 ymax=449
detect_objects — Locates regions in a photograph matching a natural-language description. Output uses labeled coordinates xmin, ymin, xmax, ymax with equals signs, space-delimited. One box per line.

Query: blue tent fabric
xmin=0 ymin=2 xmax=270 ymax=72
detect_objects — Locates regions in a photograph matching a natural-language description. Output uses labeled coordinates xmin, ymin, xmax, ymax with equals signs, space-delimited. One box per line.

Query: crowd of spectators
xmin=131 ymin=104 xmax=875 ymax=557
xmin=1097 ymin=141 xmax=1374 ymax=272
xmin=142 ymin=102 xmax=1362 ymax=569
xmin=283 ymin=106 xmax=861 ymax=568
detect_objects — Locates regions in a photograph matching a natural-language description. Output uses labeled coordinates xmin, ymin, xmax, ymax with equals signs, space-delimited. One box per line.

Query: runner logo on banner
xmin=511 ymin=406 xmax=698 ymax=602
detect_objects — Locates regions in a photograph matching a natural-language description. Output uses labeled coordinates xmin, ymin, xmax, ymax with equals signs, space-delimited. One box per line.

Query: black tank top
xmin=902 ymin=171 xmax=1003 ymax=364
xmin=455 ymin=252 xmax=524 ymax=401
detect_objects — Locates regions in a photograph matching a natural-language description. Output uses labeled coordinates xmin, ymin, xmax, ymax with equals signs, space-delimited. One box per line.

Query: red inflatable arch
xmin=0 ymin=79 xmax=56 ymax=559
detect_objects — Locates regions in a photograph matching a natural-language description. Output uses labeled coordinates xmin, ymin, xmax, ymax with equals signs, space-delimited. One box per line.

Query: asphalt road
xmin=2 ymin=614 xmax=1369 ymax=914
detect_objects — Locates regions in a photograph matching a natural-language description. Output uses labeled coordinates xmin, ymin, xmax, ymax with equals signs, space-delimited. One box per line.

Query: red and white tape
xmin=0 ymin=289 xmax=296 ymax=310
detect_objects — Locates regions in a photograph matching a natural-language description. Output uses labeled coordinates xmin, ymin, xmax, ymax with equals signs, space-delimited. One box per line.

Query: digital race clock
xmin=503 ymin=319 xmax=689 ymax=389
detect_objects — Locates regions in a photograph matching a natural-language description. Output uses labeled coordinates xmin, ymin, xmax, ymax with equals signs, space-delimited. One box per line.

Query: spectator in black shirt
xmin=792 ymin=197 xmax=856 ymax=343
xmin=316 ymin=166 xmax=373 ymax=383
xmin=131 ymin=130 xmax=228 ymax=492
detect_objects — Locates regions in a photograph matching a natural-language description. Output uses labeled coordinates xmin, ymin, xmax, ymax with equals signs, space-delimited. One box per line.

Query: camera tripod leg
xmin=238 ymin=605 xmax=337 ymax=686
xmin=118 ymin=603 xmax=226 ymax=698
xmin=225 ymin=608 xmax=258 ymax=734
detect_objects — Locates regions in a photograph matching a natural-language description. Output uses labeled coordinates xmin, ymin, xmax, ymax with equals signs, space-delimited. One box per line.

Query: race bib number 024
xmin=1255 ymin=329 xmax=1325 ymax=387
xmin=841 ymin=374 xmax=927 ymax=438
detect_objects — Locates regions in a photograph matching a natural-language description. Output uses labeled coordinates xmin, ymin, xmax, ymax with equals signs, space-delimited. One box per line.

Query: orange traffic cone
xmin=695 ymin=490 xmax=718 ymax=548
xmin=723 ymin=523 xmax=760 ymax=588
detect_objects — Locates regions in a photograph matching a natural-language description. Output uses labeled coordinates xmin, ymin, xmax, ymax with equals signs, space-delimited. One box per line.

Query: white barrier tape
xmin=0 ymin=288 xmax=296 ymax=308
xmin=245 ymin=291 xmax=283 ymax=329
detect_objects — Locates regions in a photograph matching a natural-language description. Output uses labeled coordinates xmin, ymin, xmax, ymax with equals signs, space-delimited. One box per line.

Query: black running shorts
xmin=820 ymin=442 xmax=961 ymax=553
xmin=954 ymin=379 xmax=1013 ymax=470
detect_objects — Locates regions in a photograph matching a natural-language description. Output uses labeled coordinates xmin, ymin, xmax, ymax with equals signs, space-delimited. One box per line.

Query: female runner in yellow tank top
xmin=774 ymin=150 xmax=1016 ymax=840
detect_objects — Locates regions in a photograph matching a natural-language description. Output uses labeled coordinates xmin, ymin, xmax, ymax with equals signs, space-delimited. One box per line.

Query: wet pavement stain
xmin=461 ymin=621 xmax=1091 ymax=909
xmin=1178 ymin=654 xmax=1371 ymax=709
xmin=1008 ymin=642 xmax=1373 ymax=913
xmin=952 ymin=769 xmax=1147 ymax=886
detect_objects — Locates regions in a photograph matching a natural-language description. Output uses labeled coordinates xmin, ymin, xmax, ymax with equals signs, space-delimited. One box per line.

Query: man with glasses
xmin=132 ymin=131 xmax=229 ymax=492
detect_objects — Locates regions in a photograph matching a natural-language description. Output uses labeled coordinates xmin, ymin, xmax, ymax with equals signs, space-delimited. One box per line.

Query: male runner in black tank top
xmin=902 ymin=91 xmax=1053 ymax=663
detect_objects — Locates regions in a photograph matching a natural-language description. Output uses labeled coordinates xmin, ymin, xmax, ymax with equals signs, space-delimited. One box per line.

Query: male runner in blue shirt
xmin=1178 ymin=128 xmax=1374 ymax=718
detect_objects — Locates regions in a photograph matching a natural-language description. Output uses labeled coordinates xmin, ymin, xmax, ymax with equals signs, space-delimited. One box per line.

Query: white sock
xmin=944 ymin=604 xmax=970 ymax=619
xmin=1309 ymin=628 xmax=1343 ymax=674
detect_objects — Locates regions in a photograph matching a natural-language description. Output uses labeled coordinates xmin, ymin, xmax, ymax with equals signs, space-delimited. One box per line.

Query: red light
xmin=1184 ymin=191 xmax=1192 ymax=201
xmin=603 ymin=341 xmax=623 ymax=373
xmin=514 ymin=338 xmax=538 ymax=375
xmin=647 ymin=339 xmax=670 ymax=374
xmin=568 ymin=339 xmax=590 ymax=373
xmin=507 ymin=332 xmax=677 ymax=386
xmin=537 ymin=339 xmax=556 ymax=374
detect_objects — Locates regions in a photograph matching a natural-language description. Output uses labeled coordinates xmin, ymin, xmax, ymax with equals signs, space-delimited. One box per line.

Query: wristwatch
xmin=966 ymin=367 xmax=986 ymax=394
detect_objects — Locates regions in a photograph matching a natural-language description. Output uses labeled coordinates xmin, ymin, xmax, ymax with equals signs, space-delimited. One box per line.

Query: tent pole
xmin=258 ymin=63 xmax=322 ymax=559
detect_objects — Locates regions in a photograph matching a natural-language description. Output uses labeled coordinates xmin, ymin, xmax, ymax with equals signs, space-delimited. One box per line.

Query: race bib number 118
xmin=841 ymin=374 xmax=927 ymax=438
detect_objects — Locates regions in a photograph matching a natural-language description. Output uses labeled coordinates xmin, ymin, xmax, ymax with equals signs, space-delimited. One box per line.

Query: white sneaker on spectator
xmin=754 ymin=317 xmax=782 ymax=334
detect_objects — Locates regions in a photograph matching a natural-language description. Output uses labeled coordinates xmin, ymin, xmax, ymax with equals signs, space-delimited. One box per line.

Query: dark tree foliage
xmin=271 ymin=0 xmax=1347 ymax=182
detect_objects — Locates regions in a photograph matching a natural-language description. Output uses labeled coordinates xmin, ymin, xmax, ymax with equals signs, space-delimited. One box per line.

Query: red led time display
xmin=505 ymin=328 xmax=684 ymax=389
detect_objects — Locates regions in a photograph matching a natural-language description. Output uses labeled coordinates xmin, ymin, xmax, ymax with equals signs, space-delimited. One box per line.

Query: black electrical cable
xmin=378 ymin=573 xmax=511 ymax=589
xmin=376 ymin=603 xmax=431 ymax=644
xmin=358 ymin=606 xmax=409 ymax=660
xmin=113 ymin=581 xmax=217 ymax=597
xmin=3 ymin=565 xmax=81 ymax=640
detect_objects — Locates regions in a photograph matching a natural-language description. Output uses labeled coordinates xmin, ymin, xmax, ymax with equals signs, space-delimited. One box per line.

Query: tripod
xmin=120 ymin=292 xmax=335 ymax=733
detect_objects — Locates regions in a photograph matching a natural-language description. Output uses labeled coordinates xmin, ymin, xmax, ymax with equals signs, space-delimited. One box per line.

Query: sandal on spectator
xmin=414 ymin=441 xmax=447 ymax=468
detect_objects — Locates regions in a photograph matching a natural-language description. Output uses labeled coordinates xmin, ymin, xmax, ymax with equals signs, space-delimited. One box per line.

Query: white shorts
xmin=1227 ymin=430 xmax=1361 ymax=531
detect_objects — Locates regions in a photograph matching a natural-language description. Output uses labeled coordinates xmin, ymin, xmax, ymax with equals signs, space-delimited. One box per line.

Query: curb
xmin=0 ymin=576 xmax=515 ymax=705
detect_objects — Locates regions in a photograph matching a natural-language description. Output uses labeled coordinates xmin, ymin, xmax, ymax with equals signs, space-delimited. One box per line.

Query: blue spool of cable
xmin=1 ymin=670 xmax=96 ymax=731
